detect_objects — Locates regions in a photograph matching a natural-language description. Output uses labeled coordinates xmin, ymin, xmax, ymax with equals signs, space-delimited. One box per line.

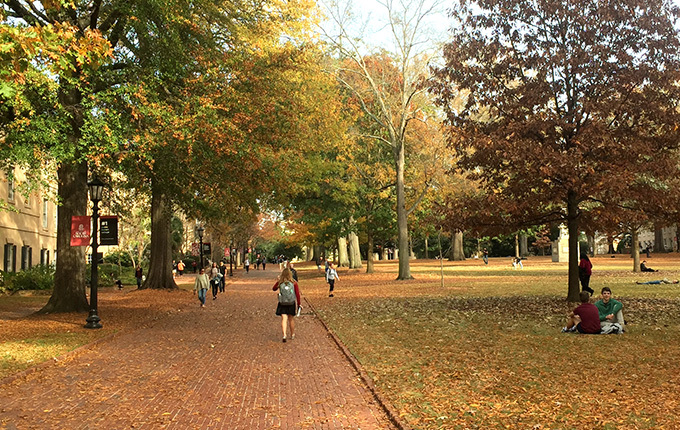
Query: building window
xmin=40 ymin=248 xmax=50 ymax=266
xmin=21 ymin=245 xmax=32 ymax=270
xmin=4 ymin=244 xmax=16 ymax=273
xmin=42 ymin=199 xmax=49 ymax=228
xmin=7 ymin=178 xmax=14 ymax=202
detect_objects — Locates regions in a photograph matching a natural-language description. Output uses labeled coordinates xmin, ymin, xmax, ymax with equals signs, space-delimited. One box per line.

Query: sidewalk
xmin=0 ymin=268 xmax=395 ymax=429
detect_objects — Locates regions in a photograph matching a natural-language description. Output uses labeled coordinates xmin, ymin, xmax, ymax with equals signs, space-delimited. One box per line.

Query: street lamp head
xmin=197 ymin=225 xmax=204 ymax=240
xmin=88 ymin=177 xmax=106 ymax=202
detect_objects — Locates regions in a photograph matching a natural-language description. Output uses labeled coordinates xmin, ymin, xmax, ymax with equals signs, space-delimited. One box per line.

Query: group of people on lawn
xmin=564 ymin=287 xmax=625 ymax=334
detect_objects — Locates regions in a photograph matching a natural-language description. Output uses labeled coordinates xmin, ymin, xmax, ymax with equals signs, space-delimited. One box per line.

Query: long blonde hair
xmin=279 ymin=268 xmax=293 ymax=283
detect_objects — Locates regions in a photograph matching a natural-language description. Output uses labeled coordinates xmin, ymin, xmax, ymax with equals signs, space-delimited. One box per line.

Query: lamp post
xmin=229 ymin=240 xmax=234 ymax=276
xmin=197 ymin=226 xmax=204 ymax=269
xmin=85 ymin=177 xmax=105 ymax=329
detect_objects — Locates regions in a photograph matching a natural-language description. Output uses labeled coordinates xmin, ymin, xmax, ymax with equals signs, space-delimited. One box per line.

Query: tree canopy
xmin=431 ymin=0 xmax=680 ymax=300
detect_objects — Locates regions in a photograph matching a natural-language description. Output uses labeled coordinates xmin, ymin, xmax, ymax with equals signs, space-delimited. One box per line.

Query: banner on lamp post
xmin=100 ymin=216 xmax=119 ymax=246
xmin=70 ymin=216 xmax=91 ymax=246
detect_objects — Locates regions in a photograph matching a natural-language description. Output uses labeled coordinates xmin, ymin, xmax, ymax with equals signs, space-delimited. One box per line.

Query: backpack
xmin=278 ymin=281 xmax=296 ymax=305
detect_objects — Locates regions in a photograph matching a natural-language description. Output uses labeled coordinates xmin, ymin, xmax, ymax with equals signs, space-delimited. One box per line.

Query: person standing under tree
xmin=326 ymin=262 xmax=340 ymax=297
xmin=482 ymin=248 xmax=489 ymax=265
xmin=272 ymin=267 xmax=301 ymax=343
xmin=578 ymin=253 xmax=594 ymax=295
xmin=135 ymin=265 xmax=143 ymax=289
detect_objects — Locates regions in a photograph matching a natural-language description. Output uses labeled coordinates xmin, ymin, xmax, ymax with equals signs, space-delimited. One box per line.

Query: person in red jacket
xmin=272 ymin=267 xmax=301 ymax=343
xmin=578 ymin=253 xmax=594 ymax=295
xmin=563 ymin=291 xmax=601 ymax=334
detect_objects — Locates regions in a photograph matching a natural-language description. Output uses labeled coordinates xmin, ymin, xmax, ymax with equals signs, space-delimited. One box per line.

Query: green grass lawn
xmin=298 ymin=255 xmax=680 ymax=430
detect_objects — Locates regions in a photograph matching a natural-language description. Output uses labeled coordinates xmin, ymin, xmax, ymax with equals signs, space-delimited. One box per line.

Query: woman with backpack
xmin=272 ymin=267 xmax=301 ymax=343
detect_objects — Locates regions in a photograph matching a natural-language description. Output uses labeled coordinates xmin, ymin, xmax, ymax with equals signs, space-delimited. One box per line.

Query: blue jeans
xmin=198 ymin=288 xmax=207 ymax=305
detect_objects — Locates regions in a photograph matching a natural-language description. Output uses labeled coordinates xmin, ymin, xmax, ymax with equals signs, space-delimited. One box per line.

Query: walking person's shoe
xmin=282 ymin=337 xmax=287 ymax=343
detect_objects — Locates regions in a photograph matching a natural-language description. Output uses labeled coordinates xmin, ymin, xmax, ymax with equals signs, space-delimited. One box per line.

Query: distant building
xmin=0 ymin=169 xmax=57 ymax=272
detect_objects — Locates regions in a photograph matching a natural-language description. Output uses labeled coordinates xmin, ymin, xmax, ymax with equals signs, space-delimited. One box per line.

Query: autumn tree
xmin=431 ymin=0 xmax=680 ymax=301
xmin=320 ymin=0 xmax=444 ymax=279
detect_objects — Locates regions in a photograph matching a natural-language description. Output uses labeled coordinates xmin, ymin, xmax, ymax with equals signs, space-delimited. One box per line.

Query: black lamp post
xmin=229 ymin=240 xmax=234 ymax=276
xmin=85 ymin=177 xmax=105 ymax=329
xmin=197 ymin=226 xmax=204 ymax=269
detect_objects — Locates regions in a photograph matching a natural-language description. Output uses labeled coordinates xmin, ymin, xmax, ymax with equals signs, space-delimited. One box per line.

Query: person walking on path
xmin=273 ymin=267 xmax=301 ymax=342
xmin=482 ymin=248 xmax=489 ymax=265
xmin=218 ymin=261 xmax=227 ymax=292
xmin=261 ymin=256 xmax=266 ymax=270
xmin=579 ymin=253 xmax=594 ymax=295
xmin=326 ymin=262 xmax=340 ymax=297
xmin=135 ymin=265 xmax=143 ymax=289
xmin=244 ymin=257 xmax=250 ymax=273
xmin=177 ymin=260 xmax=185 ymax=276
xmin=193 ymin=268 xmax=209 ymax=307
xmin=209 ymin=263 xmax=220 ymax=300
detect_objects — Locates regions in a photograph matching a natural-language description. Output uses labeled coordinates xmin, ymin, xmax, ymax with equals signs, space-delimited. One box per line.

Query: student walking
xmin=244 ymin=258 xmax=250 ymax=273
xmin=219 ymin=262 xmax=227 ymax=292
xmin=273 ymin=267 xmax=301 ymax=343
xmin=326 ymin=262 xmax=340 ymax=297
xmin=193 ymin=268 xmax=209 ymax=308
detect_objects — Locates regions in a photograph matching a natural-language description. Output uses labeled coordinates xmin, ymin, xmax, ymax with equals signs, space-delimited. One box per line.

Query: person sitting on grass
xmin=595 ymin=287 xmax=625 ymax=333
xmin=636 ymin=278 xmax=679 ymax=285
xmin=563 ymin=291 xmax=601 ymax=334
xmin=640 ymin=260 xmax=658 ymax=272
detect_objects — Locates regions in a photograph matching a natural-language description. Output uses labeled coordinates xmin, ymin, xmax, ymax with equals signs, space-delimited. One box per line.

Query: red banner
xmin=224 ymin=247 xmax=230 ymax=257
xmin=70 ymin=216 xmax=91 ymax=246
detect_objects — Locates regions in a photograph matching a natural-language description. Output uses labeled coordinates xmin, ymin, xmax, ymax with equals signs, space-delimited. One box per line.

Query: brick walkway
xmin=0 ymin=268 xmax=394 ymax=429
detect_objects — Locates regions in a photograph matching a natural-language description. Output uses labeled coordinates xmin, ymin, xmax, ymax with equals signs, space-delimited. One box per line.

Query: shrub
xmin=103 ymin=250 xmax=134 ymax=267
xmin=88 ymin=263 xmax=137 ymax=287
xmin=1 ymin=265 xmax=55 ymax=293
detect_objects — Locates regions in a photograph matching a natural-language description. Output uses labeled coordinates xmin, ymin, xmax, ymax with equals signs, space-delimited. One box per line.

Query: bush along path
xmin=0 ymin=268 xmax=393 ymax=429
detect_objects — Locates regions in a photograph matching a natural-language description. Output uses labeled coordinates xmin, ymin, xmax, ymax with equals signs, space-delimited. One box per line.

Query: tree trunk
xmin=519 ymin=234 xmax=528 ymax=257
xmin=143 ymin=180 xmax=177 ymax=289
xmin=587 ymin=235 xmax=595 ymax=256
xmin=348 ymin=231 xmax=362 ymax=268
xmin=632 ymin=229 xmax=640 ymax=272
xmin=311 ymin=245 xmax=321 ymax=262
xmin=654 ymin=226 xmax=664 ymax=253
xmin=40 ymin=161 xmax=89 ymax=313
xmin=409 ymin=236 xmax=416 ymax=260
xmin=515 ymin=234 xmax=520 ymax=258
xmin=450 ymin=230 xmax=465 ymax=261
xmin=424 ymin=236 xmax=429 ymax=259
xmin=337 ymin=236 xmax=349 ymax=267
xmin=382 ymin=246 xmax=388 ymax=261
xmin=394 ymin=140 xmax=412 ymax=279
xmin=366 ymin=229 xmax=374 ymax=274
xmin=567 ymin=191 xmax=580 ymax=302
